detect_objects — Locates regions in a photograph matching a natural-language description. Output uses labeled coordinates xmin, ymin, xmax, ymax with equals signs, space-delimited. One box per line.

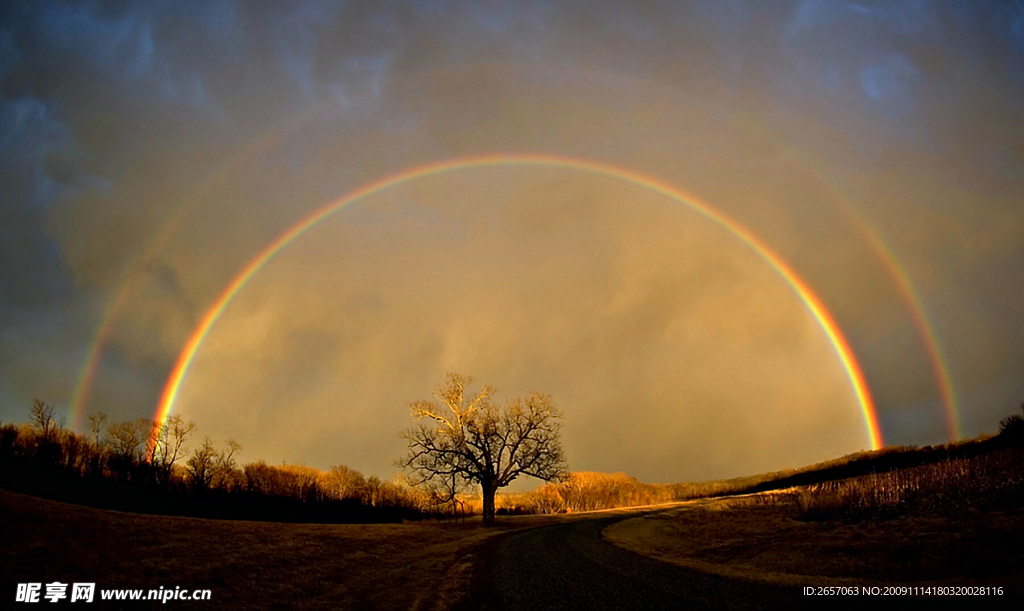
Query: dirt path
xmin=458 ymin=513 xmax=816 ymax=610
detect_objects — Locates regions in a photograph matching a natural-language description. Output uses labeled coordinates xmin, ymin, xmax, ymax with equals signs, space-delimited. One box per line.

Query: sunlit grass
xmin=789 ymin=448 xmax=1024 ymax=522
xmin=606 ymin=447 xmax=1024 ymax=586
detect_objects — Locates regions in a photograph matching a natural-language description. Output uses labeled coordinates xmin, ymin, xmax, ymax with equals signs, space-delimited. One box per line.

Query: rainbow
xmin=67 ymin=108 xmax=327 ymax=432
xmin=152 ymin=153 xmax=884 ymax=450
xmin=68 ymin=211 xmax=187 ymax=432
xmin=779 ymin=154 xmax=961 ymax=441
xmin=842 ymin=212 xmax=961 ymax=440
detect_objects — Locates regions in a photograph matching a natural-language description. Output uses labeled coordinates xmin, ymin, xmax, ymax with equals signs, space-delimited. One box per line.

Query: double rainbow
xmin=67 ymin=129 xmax=300 ymax=432
xmin=150 ymin=153 xmax=884 ymax=450
xmin=778 ymin=155 xmax=962 ymax=441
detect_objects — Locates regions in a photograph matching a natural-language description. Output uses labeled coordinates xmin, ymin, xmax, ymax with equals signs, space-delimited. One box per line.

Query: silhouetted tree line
xmin=999 ymin=403 xmax=1024 ymax=447
xmin=737 ymin=426 xmax=1024 ymax=497
xmin=6 ymin=400 xmax=1020 ymax=521
xmin=0 ymin=400 xmax=427 ymax=523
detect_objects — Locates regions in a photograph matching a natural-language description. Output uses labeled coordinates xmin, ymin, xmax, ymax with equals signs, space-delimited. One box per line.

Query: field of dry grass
xmin=790 ymin=448 xmax=1024 ymax=521
xmin=6 ymin=440 xmax=1023 ymax=606
xmin=606 ymin=452 xmax=1024 ymax=591
xmin=0 ymin=489 xmax=559 ymax=609
xmin=3 ymin=487 xmax=670 ymax=609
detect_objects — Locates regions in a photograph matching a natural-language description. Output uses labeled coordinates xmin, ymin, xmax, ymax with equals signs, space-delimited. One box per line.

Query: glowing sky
xmin=1 ymin=1 xmax=1022 ymax=484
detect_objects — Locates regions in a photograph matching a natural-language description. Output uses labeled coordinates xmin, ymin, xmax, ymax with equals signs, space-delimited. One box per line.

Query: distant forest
xmin=2 ymin=400 xmax=1022 ymax=523
xmin=0 ymin=401 xmax=424 ymax=523
xmin=0 ymin=400 xmax=695 ymax=521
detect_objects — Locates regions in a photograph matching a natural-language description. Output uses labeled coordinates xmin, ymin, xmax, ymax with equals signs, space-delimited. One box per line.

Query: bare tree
xmin=398 ymin=373 xmax=567 ymax=525
xmin=326 ymin=464 xmax=368 ymax=501
xmin=187 ymin=437 xmax=218 ymax=490
xmin=83 ymin=412 xmax=108 ymax=478
xmin=87 ymin=412 xmax=107 ymax=446
xmin=215 ymin=439 xmax=242 ymax=490
xmin=425 ymin=469 xmax=468 ymax=523
xmin=107 ymin=419 xmax=147 ymax=462
xmin=152 ymin=414 xmax=197 ymax=483
xmin=188 ymin=437 xmax=241 ymax=491
xmin=30 ymin=399 xmax=61 ymax=442
xmin=106 ymin=418 xmax=155 ymax=481
xmin=220 ymin=439 xmax=241 ymax=470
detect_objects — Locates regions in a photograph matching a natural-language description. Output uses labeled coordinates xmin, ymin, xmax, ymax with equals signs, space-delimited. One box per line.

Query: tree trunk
xmin=482 ymin=478 xmax=497 ymax=526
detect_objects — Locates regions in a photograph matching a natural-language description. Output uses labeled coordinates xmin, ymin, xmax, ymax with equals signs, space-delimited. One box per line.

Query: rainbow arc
xmin=150 ymin=154 xmax=884 ymax=450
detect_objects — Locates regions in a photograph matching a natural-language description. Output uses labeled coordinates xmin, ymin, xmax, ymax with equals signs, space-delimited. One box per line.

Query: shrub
xmin=998 ymin=407 xmax=1024 ymax=446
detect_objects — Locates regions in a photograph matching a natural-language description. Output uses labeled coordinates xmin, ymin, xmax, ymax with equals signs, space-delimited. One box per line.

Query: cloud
xmin=173 ymin=170 xmax=867 ymax=481
xmin=1 ymin=0 xmax=1022 ymax=482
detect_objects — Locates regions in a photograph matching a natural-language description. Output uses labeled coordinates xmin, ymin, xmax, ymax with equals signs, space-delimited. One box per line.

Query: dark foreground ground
xmin=3 ymin=489 xmax=1020 ymax=609
xmin=458 ymin=516 xmax=819 ymax=610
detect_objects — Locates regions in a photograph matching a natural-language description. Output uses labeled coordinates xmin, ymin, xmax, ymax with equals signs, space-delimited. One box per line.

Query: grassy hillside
xmin=496 ymin=430 xmax=1024 ymax=514
xmin=0 ymin=489 xmax=524 ymax=609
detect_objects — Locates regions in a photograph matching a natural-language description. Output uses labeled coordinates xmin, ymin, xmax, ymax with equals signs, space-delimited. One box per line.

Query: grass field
xmin=605 ymin=448 xmax=1024 ymax=589
xmin=0 ymin=489 xmax=527 ymax=609
xmin=5 ymin=440 xmax=1022 ymax=606
xmin=606 ymin=496 xmax=1023 ymax=588
xmin=2 ymin=488 xmax=662 ymax=609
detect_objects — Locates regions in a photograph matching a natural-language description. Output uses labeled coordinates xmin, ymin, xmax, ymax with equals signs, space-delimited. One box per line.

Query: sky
xmin=1 ymin=0 xmax=1022 ymax=485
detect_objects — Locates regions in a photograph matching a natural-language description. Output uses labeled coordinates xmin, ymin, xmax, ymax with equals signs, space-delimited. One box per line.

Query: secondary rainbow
xmin=68 ymin=210 xmax=188 ymax=431
xmin=153 ymin=153 xmax=884 ymax=450
xmin=68 ymin=106 xmax=334 ymax=432
xmin=780 ymin=154 xmax=961 ymax=441
xmin=843 ymin=213 xmax=961 ymax=440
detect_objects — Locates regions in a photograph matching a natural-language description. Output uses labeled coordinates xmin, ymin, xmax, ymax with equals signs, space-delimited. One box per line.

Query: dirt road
xmin=457 ymin=513 xmax=817 ymax=610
